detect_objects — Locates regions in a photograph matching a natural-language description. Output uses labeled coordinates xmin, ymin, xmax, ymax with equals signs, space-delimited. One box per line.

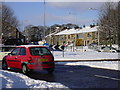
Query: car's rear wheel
xmin=22 ymin=64 xmax=28 ymax=74
xmin=2 ymin=61 xmax=8 ymax=70
xmin=47 ymin=68 xmax=54 ymax=73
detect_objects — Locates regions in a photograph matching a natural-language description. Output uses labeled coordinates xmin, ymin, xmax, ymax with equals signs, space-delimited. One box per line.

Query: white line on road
xmin=95 ymin=75 xmax=120 ymax=81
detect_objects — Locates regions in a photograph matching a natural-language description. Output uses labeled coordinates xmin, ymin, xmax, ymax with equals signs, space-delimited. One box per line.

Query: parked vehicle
xmin=2 ymin=45 xmax=55 ymax=74
xmin=97 ymin=46 xmax=120 ymax=53
xmin=0 ymin=45 xmax=16 ymax=60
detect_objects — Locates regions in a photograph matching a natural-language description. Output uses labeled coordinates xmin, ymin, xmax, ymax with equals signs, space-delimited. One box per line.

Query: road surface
xmin=0 ymin=61 xmax=120 ymax=88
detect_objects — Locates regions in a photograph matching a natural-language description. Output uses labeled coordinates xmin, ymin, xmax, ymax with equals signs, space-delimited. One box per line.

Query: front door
xmin=7 ymin=48 xmax=20 ymax=68
xmin=15 ymin=47 xmax=27 ymax=69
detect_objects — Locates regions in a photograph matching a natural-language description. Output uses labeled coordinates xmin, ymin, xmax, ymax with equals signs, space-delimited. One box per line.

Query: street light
xmin=43 ymin=0 xmax=46 ymax=40
xmin=68 ymin=12 xmax=78 ymax=51
xmin=89 ymin=8 xmax=100 ymax=47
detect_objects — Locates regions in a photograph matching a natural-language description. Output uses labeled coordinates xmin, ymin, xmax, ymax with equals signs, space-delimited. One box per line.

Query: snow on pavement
xmin=0 ymin=70 xmax=68 ymax=89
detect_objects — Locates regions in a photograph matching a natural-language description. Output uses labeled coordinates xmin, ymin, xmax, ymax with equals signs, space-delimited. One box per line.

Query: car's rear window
xmin=30 ymin=47 xmax=51 ymax=56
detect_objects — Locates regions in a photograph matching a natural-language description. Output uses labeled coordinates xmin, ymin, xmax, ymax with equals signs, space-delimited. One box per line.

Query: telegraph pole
xmin=44 ymin=0 xmax=46 ymax=40
xmin=89 ymin=8 xmax=99 ymax=47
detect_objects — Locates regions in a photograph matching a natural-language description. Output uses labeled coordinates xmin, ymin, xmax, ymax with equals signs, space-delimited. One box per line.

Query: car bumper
xmin=27 ymin=62 xmax=55 ymax=70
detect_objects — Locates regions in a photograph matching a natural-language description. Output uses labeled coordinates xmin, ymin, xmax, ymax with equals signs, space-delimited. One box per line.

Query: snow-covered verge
xmin=53 ymin=49 xmax=119 ymax=70
xmin=0 ymin=70 xmax=68 ymax=89
xmin=52 ymin=51 xmax=119 ymax=61
xmin=56 ymin=61 xmax=120 ymax=70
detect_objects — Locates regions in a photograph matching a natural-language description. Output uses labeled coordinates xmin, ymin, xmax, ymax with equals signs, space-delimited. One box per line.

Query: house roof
xmin=55 ymin=26 xmax=98 ymax=36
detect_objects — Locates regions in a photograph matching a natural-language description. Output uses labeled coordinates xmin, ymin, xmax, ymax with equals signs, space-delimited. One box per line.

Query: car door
xmin=6 ymin=47 xmax=20 ymax=68
xmin=15 ymin=47 xmax=27 ymax=69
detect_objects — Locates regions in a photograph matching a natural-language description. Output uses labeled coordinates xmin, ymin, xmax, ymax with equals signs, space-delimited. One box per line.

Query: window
xmin=87 ymin=33 xmax=91 ymax=37
xmin=68 ymin=35 xmax=70 ymax=39
xmin=11 ymin=48 xmax=20 ymax=55
xmin=19 ymin=48 xmax=26 ymax=55
xmin=30 ymin=47 xmax=51 ymax=56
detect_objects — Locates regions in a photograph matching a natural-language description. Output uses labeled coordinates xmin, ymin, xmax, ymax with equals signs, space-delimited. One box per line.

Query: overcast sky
xmin=4 ymin=2 xmax=105 ymax=30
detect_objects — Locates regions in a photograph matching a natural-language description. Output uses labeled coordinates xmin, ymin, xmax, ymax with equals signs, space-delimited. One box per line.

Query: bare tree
xmin=98 ymin=2 xmax=118 ymax=46
xmin=117 ymin=1 xmax=120 ymax=47
xmin=24 ymin=25 xmax=44 ymax=42
xmin=2 ymin=4 xmax=19 ymax=41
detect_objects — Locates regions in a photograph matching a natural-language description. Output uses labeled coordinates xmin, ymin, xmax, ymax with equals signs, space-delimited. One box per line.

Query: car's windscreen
xmin=30 ymin=47 xmax=51 ymax=56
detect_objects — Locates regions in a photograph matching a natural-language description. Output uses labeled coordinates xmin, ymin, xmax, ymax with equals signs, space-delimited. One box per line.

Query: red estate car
xmin=2 ymin=45 xmax=55 ymax=74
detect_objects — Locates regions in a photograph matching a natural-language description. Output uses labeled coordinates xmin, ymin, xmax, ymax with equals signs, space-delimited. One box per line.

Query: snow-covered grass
xmin=53 ymin=50 xmax=119 ymax=61
xmin=0 ymin=70 xmax=68 ymax=89
xmin=53 ymin=49 xmax=119 ymax=71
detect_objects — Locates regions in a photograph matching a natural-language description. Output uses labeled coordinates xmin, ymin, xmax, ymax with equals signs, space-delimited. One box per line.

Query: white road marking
xmin=95 ymin=75 xmax=120 ymax=81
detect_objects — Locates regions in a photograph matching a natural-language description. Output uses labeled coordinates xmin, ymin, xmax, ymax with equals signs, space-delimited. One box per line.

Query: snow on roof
xmin=55 ymin=26 xmax=98 ymax=36
xmin=45 ymin=32 xmax=57 ymax=38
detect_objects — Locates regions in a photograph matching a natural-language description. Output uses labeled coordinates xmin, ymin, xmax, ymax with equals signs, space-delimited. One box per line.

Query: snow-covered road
xmin=0 ymin=61 xmax=119 ymax=88
xmin=0 ymin=70 xmax=68 ymax=89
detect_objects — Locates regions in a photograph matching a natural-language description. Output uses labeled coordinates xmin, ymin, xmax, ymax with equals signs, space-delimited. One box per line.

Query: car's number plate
xmin=38 ymin=58 xmax=48 ymax=62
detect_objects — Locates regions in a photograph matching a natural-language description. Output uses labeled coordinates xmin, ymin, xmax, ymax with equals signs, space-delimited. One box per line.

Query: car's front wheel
xmin=22 ymin=64 xmax=29 ymax=74
xmin=2 ymin=61 xmax=8 ymax=70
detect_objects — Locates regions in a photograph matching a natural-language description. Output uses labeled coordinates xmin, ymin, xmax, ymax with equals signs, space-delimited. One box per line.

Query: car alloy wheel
xmin=22 ymin=65 xmax=28 ymax=74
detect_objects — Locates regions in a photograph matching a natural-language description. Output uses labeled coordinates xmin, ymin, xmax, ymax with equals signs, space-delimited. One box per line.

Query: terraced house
xmin=45 ymin=25 xmax=99 ymax=46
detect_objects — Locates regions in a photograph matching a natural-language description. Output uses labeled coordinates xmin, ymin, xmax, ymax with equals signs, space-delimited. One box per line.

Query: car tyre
xmin=22 ymin=64 xmax=29 ymax=74
xmin=2 ymin=61 xmax=8 ymax=70
xmin=47 ymin=68 xmax=54 ymax=73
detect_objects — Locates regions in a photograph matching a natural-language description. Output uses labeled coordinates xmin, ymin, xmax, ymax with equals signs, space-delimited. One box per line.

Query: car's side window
xmin=11 ymin=48 xmax=20 ymax=56
xmin=19 ymin=48 xmax=26 ymax=55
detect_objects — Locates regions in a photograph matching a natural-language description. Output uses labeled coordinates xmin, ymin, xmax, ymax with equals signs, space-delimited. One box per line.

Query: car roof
xmin=16 ymin=45 xmax=46 ymax=48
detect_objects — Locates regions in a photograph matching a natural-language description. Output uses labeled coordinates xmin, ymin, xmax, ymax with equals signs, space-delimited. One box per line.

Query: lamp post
xmin=43 ymin=0 xmax=46 ymax=40
xmin=89 ymin=8 xmax=100 ymax=47
xmin=69 ymin=12 xmax=78 ymax=51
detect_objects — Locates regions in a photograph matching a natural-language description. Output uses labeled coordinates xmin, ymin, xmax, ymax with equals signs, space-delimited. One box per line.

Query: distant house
xmin=2 ymin=26 xmax=25 ymax=45
xmin=45 ymin=26 xmax=99 ymax=46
